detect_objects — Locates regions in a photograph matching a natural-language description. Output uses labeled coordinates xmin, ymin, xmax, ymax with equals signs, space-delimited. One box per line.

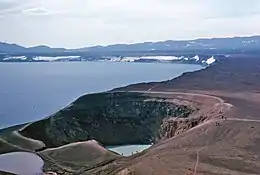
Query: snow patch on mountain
xmin=3 ymin=56 xmax=27 ymax=60
xmin=192 ymin=55 xmax=200 ymax=61
xmin=243 ymin=40 xmax=257 ymax=44
xmin=121 ymin=57 xmax=139 ymax=62
xmin=139 ymin=56 xmax=182 ymax=61
xmin=1 ymin=54 xmax=220 ymax=66
xmin=33 ymin=56 xmax=81 ymax=61
xmin=105 ymin=57 xmax=122 ymax=62
xmin=185 ymin=44 xmax=191 ymax=48
xmin=101 ymin=55 xmax=219 ymax=65
xmin=206 ymin=56 xmax=216 ymax=65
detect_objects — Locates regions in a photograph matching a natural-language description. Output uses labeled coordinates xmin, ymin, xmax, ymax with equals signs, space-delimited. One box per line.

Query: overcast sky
xmin=0 ymin=0 xmax=260 ymax=48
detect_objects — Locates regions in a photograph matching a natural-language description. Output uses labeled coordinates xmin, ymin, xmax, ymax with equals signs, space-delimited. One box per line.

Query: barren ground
xmin=98 ymin=57 xmax=260 ymax=175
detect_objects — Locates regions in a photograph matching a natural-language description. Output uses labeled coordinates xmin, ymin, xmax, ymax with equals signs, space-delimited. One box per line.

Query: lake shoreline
xmin=0 ymin=62 xmax=202 ymax=129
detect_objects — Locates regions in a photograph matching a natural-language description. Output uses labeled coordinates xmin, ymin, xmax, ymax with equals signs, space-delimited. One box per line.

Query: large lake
xmin=0 ymin=62 xmax=202 ymax=128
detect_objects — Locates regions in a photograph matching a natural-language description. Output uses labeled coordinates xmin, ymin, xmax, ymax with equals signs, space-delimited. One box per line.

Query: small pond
xmin=107 ymin=145 xmax=151 ymax=156
xmin=0 ymin=152 xmax=44 ymax=175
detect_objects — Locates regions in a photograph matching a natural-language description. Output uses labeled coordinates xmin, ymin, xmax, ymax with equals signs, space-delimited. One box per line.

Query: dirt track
xmin=110 ymin=57 xmax=260 ymax=175
xmin=125 ymin=91 xmax=260 ymax=175
xmin=111 ymin=117 xmax=260 ymax=175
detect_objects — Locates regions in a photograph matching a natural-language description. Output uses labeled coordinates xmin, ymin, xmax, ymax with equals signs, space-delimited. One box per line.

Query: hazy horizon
xmin=2 ymin=34 xmax=260 ymax=49
xmin=1 ymin=0 xmax=260 ymax=48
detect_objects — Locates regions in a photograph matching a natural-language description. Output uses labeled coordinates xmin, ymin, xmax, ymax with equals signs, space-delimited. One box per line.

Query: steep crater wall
xmin=20 ymin=92 xmax=194 ymax=148
xmin=158 ymin=116 xmax=207 ymax=140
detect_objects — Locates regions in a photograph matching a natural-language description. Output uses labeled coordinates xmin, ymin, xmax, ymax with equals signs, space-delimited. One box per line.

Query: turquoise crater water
xmin=108 ymin=145 xmax=152 ymax=156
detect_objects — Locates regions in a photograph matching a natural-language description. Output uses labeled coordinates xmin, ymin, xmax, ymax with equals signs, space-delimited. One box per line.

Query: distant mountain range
xmin=0 ymin=35 xmax=259 ymax=64
xmin=1 ymin=35 xmax=260 ymax=54
xmin=81 ymin=35 xmax=260 ymax=53
xmin=0 ymin=43 xmax=66 ymax=54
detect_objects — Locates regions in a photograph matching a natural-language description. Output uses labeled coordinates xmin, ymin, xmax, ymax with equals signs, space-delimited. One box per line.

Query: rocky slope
xmin=158 ymin=116 xmax=207 ymax=140
xmin=19 ymin=92 xmax=194 ymax=149
xmin=40 ymin=140 xmax=120 ymax=174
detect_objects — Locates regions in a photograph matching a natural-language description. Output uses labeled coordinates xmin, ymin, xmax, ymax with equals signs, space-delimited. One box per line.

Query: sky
xmin=0 ymin=0 xmax=260 ymax=48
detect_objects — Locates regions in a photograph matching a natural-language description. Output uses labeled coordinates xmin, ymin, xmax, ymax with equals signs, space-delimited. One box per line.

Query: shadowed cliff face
xmin=20 ymin=92 xmax=194 ymax=148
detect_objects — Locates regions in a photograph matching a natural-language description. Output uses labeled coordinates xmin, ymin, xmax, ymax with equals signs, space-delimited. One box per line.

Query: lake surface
xmin=0 ymin=62 xmax=202 ymax=128
xmin=108 ymin=145 xmax=151 ymax=156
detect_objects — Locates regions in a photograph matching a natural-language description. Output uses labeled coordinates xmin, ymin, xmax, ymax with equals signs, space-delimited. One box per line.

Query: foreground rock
xmin=40 ymin=140 xmax=120 ymax=174
xmin=102 ymin=119 xmax=260 ymax=175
